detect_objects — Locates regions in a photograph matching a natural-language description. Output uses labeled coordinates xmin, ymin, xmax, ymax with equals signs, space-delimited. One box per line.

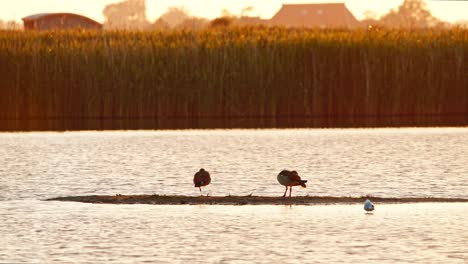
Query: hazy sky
xmin=1 ymin=0 xmax=467 ymax=23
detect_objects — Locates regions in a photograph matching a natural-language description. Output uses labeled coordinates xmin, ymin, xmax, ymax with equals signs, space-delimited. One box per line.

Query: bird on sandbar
xmin=364 ymin=199 xmax=375 ymax=213
xmin=193 ymin=168 xmax=211 ymax=196
xmin=277 ymin=170 xmax=307 ymax=197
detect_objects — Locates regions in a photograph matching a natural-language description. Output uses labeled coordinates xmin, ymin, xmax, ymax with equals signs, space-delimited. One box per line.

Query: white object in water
xmin=364 ymin=199 xmax=375 ymax=212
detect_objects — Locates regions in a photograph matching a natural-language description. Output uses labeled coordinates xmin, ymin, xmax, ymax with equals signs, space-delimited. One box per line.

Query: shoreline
xmin=46 ymin=195 xmax=468 ymax=205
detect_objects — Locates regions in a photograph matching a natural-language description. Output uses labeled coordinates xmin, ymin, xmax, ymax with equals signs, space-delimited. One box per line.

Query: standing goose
xmin=193 ymin=168 xmax=211 ymax=195
xmin=277 ymin=170 xmax=307 ymax=197
xmin=364 ymin=199 xmax=375 ymax=213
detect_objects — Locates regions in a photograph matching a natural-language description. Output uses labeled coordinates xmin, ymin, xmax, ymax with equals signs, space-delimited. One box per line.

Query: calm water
xmin=1 ymin=128 xmax=468 ymax=263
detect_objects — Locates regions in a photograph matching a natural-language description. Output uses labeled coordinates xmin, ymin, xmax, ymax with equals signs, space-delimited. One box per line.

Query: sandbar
xmin=46 ymin=195 xmax=468 ymax=205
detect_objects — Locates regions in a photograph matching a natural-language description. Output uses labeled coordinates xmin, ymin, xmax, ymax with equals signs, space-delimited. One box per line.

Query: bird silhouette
xmin=277 ymin=170 xmax=307 ymax=197
xmin=193 ymin=168 xmax=211 ymax=196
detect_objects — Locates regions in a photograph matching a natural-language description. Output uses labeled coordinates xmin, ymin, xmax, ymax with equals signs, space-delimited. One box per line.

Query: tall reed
xmin=0 ymin=27 xmax=466 ymax=131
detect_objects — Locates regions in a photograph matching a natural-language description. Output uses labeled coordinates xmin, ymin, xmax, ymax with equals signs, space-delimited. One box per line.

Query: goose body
xmin=194 ymin=168 xmax=211 ymax=195
xmin=277 ymin=170 xmax=307 ymax=197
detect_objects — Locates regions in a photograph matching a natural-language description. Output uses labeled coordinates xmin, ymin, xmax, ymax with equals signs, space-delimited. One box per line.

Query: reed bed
xmin=0 ymin=27 xmax=467 ymax=131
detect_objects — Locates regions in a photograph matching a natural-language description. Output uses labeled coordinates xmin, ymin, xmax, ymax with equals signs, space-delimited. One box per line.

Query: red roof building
xmin=269 ymin=3 xmax=360 ymax=29
xmin=22 ymin=13 xmax=102 ymax=30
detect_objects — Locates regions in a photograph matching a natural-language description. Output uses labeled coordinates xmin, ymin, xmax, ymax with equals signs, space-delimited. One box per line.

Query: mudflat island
xmin=46 ymin=195 xmax=468 ymax=205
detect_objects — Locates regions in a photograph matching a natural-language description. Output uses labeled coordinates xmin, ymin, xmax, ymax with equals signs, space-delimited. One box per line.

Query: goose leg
xmin=283 ymin=186 xmax=288 ymax=197
xmin=289 ymin=186 xmax=292 ymax=197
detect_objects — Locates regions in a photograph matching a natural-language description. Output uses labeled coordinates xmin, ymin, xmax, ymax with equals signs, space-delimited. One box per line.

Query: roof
xmin=22 ymin=13 xmax=102 ymax=26
xmin=269 ymin=3 xmax=360 ymax=28
xmin=22 ymin=13 xmax=52 ymax=20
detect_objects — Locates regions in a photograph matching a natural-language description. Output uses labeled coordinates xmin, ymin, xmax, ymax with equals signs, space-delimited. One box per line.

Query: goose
xmin=193 ymin=168 xmax=211 ymax=195
xmin=277 ymin=170 xmax=307 ymax=197
xmin=364 ymin=199 xmax=375 ymax=213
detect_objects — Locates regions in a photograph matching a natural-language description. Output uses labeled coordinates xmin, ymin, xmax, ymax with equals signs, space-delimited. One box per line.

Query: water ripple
xmin=1 ymin=128 xmax=468 ymax=263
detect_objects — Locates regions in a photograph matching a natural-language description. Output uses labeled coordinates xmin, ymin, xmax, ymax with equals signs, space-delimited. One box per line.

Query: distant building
xmin=22 ymin=13 xmax=102 ymax=31
xmin=269 ymin=3 xmax=360 ymax=29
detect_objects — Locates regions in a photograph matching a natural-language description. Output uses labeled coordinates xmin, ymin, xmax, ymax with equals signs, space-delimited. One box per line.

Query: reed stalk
xmin=0 ymin=27 xmax=466 ymax=131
